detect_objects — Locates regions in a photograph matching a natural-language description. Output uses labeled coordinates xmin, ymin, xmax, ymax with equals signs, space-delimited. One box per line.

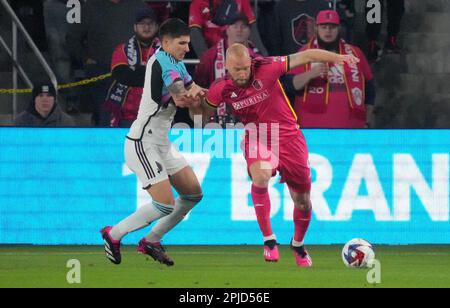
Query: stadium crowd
xmin=5 ymin=0 xmax=406 ymax=128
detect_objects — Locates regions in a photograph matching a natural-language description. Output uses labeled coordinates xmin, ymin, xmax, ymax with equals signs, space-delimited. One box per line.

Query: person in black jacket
xmin=104 ymin=8 xmax=161 ymax=127
xmin=366 ymin=0 xmax=405 ymax=62
xmin=15 ymin=83 xmax=76 ymax=127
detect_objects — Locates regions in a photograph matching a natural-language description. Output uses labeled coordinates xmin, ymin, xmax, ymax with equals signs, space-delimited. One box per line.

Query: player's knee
xmin=251 ymin=170 xmax=272 ymax=187
xmin=294 ymin=199 xmax=312 ymax=212
xmin=155 ymin=197 xmax=176 ymax=206
xmin=180 ymin=193 xmax=203 ymax=208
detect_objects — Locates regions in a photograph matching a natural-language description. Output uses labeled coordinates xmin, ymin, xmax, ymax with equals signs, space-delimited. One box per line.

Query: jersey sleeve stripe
xmin=205 ymin=97 xmax=218 ymax=108
xmin=277 ymin=80 xmax=298 ymax=122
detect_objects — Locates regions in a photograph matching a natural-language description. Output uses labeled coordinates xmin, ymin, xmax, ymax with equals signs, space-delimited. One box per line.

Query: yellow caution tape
xmin=0 ymin=73 xmax=112 ymax=94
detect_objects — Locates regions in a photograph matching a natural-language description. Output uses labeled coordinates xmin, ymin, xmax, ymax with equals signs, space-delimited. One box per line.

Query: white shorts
xmin=125 ymin=138 xmax=188 ymax=189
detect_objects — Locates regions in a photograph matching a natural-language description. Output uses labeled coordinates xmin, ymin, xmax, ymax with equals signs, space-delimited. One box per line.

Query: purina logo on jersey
xmin=252 ymin=79 xmax=263 ymax=91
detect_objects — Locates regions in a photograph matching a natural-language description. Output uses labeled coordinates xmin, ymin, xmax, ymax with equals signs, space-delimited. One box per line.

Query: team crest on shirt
xmin=252 ymin=79 xmax=263 ymax=91
xmin=352 ymin=88 xmax=363 ymax=106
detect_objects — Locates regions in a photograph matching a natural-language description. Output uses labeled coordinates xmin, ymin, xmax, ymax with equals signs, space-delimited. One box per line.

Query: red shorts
xmin=243 ymin=132 xmax=311 ymax=193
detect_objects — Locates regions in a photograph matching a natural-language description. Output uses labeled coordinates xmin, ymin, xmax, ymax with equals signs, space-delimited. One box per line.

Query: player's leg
xmin=145 ymin=165 xmax=203 ymax=244
xmin=288 ymin=188 xmax=313 ymax=267
xmin=279 ymin=133 xmax=313 ymax=267
xmin=101 ymin=139 xmax=175 ymax=265
xmin=249 ymin=161 xmax=279 ymax=262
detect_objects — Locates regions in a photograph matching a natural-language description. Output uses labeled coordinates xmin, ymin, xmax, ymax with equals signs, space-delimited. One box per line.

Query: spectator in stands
xmin=366 ymin=0 xmax=405 ymax=62
xmin=43 ymin=0 xmax=78 ymax=113
xmin=104 ymin=8 xmax=161 ymax=128
xmin=66 ymin=0 xmax=147 ymax=127
xmin=335 ymin=0 xmax=356 ymax=43
xmin=284 ymin=10 xmax=376 ymax=128
xmin=268 ymin=0 xmax=332 ymax=56
xmin=194 ymin=14 xmax=261 ymax=125
xmin=145 ymin=1 xmax=172 ymax=22
xmin=15 ymin=83 xmax=76 ymax=127
xmin=189 ymin=0 xmax=267 ymax=58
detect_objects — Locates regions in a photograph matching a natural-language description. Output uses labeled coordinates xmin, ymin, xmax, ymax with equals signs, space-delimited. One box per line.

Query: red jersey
xmin=206 ymin=57 xmax=299 ymax=142
xmin=189 ymin=0 xmax=256 ymax=48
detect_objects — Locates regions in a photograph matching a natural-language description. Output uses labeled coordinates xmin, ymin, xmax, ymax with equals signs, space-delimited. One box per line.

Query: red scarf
xmin=297 ymin=38 xmax=366 ymax=119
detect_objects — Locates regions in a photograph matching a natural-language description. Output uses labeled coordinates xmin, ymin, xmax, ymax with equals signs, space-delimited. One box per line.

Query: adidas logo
xmin=202 ymin=7 xmax=210 ymax=14
xmin=231 ymin=92 xmax=238 ymax=98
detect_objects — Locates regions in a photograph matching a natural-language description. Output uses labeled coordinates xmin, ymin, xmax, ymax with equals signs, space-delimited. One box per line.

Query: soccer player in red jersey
xmin=191 ymin=43 xmax=358 ymax=267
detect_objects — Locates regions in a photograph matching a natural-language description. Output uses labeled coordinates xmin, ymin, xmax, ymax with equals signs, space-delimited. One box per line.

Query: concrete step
xmin=356 ymin=0 xmax=450 ymax=14
xmin=405 ymin=51 xmax=450 ymax=74
xmin=404 ymin=0 xmax=450 ymax=13
xmin=399 ymin=33 xmax=450 ymax=53
xmin=374 ymin=90 xmax=450 ymax=128
xmin=354 ymin=10 xmax=450 ymax=35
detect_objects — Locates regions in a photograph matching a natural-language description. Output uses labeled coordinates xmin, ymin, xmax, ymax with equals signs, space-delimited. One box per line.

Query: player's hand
xmin=335 ymin=54 xmax=360 ymax=66
xmin=186 ymin=83 xmax=208 ymax=100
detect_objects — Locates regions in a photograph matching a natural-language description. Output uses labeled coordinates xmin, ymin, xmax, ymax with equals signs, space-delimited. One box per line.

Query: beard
xmin=137 ymin=34 xmax=156 ymax=46
xmin=317 ymin=35 xmax=340 ymax=52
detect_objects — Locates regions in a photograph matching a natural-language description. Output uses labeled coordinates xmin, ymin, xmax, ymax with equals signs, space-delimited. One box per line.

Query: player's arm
xmin=189 ymin=97 xmax=217 ymax=123
xmin=167 ymin=80 xmax=192 ymax=107
xmin=186 ymin=82 xmax=208 ymax=100
xmin=288 ymin=49 xmax=359 ymax=71
xmin=167 ymin=79 xmax=207 ymax=108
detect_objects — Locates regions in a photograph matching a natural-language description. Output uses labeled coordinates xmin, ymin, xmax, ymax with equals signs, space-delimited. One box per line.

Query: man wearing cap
xmin=104 ymin=8 xmax=161 ymax=128
xmin=15 ymin=84 xmax=76 ymax=127
xmin=285 ymin=10 xmax=376 ymax=128
xmin=66 ymin=0 xmax=148 ymax=127
xmin=194 ymin=14 xmax=261 ymax=125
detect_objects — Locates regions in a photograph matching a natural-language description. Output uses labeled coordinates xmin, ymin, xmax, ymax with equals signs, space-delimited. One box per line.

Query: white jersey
xmin=127 ymin=49 xmax=193 ymax=144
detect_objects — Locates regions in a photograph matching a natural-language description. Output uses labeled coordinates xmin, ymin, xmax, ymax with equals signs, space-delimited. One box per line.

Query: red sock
xmin=251 ymin=184 xmax=273 ymax=237
xmin=293 ymin=208 xmax=312 ymax=243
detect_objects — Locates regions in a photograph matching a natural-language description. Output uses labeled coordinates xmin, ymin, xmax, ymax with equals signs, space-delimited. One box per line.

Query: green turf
xmin=0 ymin=245 xmax=449 ymax=288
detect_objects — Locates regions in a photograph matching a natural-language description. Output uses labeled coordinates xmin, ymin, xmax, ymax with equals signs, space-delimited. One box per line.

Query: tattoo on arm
xmin=168 ymin=80 xmax=187 ymax=97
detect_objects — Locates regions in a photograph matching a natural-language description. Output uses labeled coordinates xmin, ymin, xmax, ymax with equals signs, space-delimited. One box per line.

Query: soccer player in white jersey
xmin=101 ymin=19 xmax=207 ymax=266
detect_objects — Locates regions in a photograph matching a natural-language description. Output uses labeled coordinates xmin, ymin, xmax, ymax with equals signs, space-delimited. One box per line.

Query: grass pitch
xmin=0 ymin=245 xmax=449 ymax=288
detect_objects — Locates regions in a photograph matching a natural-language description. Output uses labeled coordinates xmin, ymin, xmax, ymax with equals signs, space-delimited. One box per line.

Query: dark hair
xmin=159 ymin=18 xmax=190 ymax=39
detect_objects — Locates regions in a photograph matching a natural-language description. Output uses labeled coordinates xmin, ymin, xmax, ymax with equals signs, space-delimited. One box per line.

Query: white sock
xmin=110 ymin=200 xmax=173 ymax=241
xmin=263 ymin=235 xmax=277 ymax=242
xmin=291 ymin=239 xmax=304 ymax=247
xmin=145 ymin=194 xmax=202 ymax=243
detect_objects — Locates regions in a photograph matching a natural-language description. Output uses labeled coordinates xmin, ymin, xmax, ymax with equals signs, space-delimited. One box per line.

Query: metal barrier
xmin=0 ymin=0 xmax=58 ymax=119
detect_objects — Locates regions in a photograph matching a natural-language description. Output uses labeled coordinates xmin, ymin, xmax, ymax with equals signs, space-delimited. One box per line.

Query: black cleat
xmin=137 ymin=238 xmax=174 ymax=266
xmin=100 ymin=226 xmax=122 ymax=265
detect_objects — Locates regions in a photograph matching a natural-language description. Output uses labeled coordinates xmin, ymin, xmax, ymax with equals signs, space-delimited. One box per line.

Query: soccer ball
xmin=342 ymin=238 xmax=375 ymax=268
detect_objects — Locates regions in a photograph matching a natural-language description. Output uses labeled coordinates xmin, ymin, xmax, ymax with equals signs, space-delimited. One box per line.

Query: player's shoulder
xmin=156 ymin=50 xmax=178 ymax=66
xmin=210 ymin=76 xmax=229 ymax=89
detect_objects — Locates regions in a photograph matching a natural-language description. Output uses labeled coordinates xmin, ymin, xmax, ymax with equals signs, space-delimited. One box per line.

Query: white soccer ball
xmin=342 ymin=238 xmax=375 ymax=268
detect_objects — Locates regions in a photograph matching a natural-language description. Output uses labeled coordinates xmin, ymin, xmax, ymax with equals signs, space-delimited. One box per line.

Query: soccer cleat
xmin=100 ymin=226 xmax=122 ymax=265
xmin=291 ymin=242 xmax=313 ymax=267
xmin=263 ymin=239 xmax=280 ymax=262
xmin=137 ymin=238 xmax=174 ymax=266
